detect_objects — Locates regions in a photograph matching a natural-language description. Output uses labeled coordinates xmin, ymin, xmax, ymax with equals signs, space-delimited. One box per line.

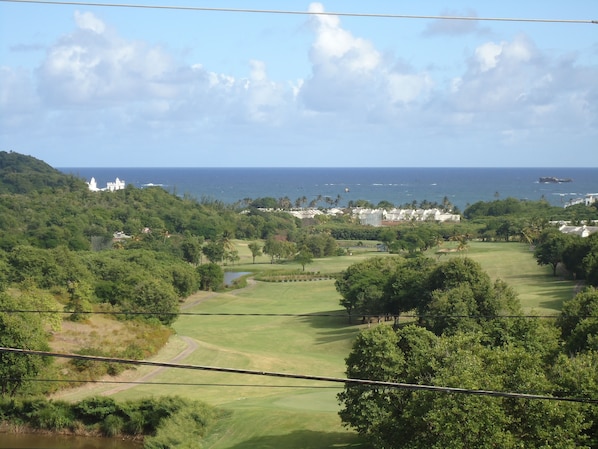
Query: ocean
xmin=59 ymin=167 xmax=598 ymax=212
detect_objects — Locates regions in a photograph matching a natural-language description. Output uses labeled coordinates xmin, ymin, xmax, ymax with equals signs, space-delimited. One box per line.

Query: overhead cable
xmin=1 ymin=0 xmax=596 ymax=25
xmin=2 ymin=347 xmax=596 ymax=404
xmin=0 ymin=308 xmax=576 ymax=319
xmin=20 ymin=378 xmax=343 ymax=388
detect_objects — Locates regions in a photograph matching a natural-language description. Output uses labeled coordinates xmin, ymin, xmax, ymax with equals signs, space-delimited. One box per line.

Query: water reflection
xmin=0 ymin=433 xmax=141 ymax=449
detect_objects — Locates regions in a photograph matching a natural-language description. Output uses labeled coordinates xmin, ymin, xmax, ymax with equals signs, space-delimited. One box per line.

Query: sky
xmin=0 ymin=0 xmax=597 ymax=167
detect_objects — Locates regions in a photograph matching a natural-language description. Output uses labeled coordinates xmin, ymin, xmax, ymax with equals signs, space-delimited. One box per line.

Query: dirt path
xmin=100 ymin=335 xmax=199 ymax=396
xmin=53 ymin=278 xmax=257 ymax=399
xmin=100 ymin=280 xmax=258 ymax=395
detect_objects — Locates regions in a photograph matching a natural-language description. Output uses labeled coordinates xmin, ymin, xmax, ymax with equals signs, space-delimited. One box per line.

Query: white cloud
xmin=1 ymin=5 xmax=596 ymax=167
xmin=37 ymin=13 xmax=177 ymax=106
xmin=299 ymin=2 xmax=432 ymax=116
xmin=443 ymin=33 xmax=597 ymax=138
xmin=475 ymin=42 xmax=503 ymax=72
xmin=74 ymin=10 xmax=106 ymax=34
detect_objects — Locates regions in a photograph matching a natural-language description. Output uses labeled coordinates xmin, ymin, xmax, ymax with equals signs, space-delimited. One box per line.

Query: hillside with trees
xmin=0 ymin=150 xmax=85 ymax=194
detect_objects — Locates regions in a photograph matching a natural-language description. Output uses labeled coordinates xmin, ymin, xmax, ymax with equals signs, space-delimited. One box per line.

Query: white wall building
xmin=354 ymin=208 xmax=460 ymax=226
xmin=87 ymin=177 xmax=125 ymax=192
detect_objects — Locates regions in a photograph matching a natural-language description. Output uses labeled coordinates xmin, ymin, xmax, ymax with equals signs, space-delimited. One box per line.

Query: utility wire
xmin=0 ymin=309 xmax=577 ymax=319
xmin=20 ymin=378 xmax=343 ymax=388
xmin=2 ymin=347 xmax=596 ymax=404
xmin=1 ymin=308 xmax=587 ymax=320
xmin=1 ymin=0 xmax=596 ymax=25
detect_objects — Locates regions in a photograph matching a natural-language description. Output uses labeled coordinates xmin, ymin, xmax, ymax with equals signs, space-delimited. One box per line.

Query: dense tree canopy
xmin=339 ymin=323 xmax=593 ymax=448
xmin=534 ymin=229 xmax=598 ymax=285
xmin=337 ymin=252 xmax=598 ymax=448
xmin=0 ymin=293 xmax=51 ymax=397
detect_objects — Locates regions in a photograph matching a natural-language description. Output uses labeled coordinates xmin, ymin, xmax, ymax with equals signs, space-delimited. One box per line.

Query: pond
xmin=223 ymin=271 xmax=251 ymax=286
xmin=0 ymin=433 xmax=141 ymax=449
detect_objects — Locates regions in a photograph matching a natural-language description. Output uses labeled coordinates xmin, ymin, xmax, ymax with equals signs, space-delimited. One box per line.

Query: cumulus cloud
xmin=37 ymin=13 xmax=178 ymax=106
xmin=74 ymin=10 xmax=106 ymax=34
xmin=29 ymin=10 xmax=293 ymax=133
xmin=299 ymin=2 xmax=432 ymax=116
xmin=1 ymin=4 xmax=596 ymax=166
xmin=443 ymin=33 xmax=597 ymax=135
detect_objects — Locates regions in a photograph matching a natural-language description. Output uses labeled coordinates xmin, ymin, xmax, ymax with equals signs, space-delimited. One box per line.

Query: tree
xmin=170 ymin=264 xmax=198 ymax=298
xmin=385 ymin=256 xmax=436 ymax=323
xmin=378 ymin=228 xmax=396 ymax=252
xmin=65 ymin=279 xmax=94 ymax=322
xmin=417 ymin=258 xmax=523 ymax=337
xmin=336 ymin=257 xmax=404 ymax=322
xmin=180 ymin=236 xmax=204 ymax=265
xmin=338 ymin=325 xmax=405 ymax=446
xmin=295 ymin=232 xmax=338 ymax=258
xmin=534 ymin=228 xmax=571 ymax=276
xmin=132 ymin=279 xmax=180 ymax=326
xmin=294 ymin=249 xmax=313 ymax=271
xmin=202 ymin=241 xmax=225 ymax=264
xmin=557 ymin=287 xmax=598 ymax=353
xmin=338 ymin=325 xmax=590 ymax=449
xmin=247 ymin=242 xmax=262 ymax=264
xmin=197 ymin=263 xmax=224 ymax=291
xmin=0 ymin=292 xmax=51 ymax=396
xmin=263 ymin=238 xmax=295 ymax=264
xmin=224 ymin=249 xmax=240 ymax=266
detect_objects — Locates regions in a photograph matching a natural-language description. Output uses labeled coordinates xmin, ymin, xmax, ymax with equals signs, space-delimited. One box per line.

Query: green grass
xmin=113 ymin=280 xmax=367 ymax=448
xmin=65 ymin=239 xmax=578 ymax=448
xmin=445 ymin=241 xmax=577 ymax=314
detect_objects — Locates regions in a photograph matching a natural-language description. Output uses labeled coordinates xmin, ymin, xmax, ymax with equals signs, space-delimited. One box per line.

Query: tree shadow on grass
xmin=297 ymin=310 xmax=351 ymax=328
xmin=224 ymin=429 xmax=369 ymax=449
xmin=297 ymin=310 xmax=361 ymax=345
xmin=537 ymin=293 xmax=568 ymax=313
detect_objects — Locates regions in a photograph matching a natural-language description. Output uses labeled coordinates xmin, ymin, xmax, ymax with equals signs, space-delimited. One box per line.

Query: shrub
xmin=73 ymin=396 xmax=118 ymax=424
xmin=101 ymin=414 xmax=124 ymax=437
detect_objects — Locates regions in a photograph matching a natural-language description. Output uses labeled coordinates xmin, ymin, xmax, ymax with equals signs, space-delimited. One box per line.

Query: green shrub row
xmin=0 ymin=395 xmax=220 ymax=448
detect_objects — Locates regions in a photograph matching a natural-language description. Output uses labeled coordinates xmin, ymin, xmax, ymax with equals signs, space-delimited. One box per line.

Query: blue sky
xmin=1 ymin=0 xmax=596 ymax=167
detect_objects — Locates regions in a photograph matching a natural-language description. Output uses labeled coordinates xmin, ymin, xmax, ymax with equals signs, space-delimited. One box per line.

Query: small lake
xmin=0 ymin=433 xmax=141 ymax=449
xmin=223 ymin=271 xmax=251 ymax=286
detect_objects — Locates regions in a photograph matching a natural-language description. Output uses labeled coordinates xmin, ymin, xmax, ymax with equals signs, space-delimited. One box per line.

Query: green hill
xmin=0 ymin=150 xmax=85 ymax=194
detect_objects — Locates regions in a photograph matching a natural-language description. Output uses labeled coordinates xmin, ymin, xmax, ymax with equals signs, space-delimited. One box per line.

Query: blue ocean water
xmin=60 ymin=167 xmax=598 ymax=212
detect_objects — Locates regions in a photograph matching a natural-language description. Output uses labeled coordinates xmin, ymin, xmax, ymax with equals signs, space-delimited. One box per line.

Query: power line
xmin=0 ymin=309 xmax=577 ymax=319
xmin=2 ymin=347 xmax=596 ymax=404
xmin=21 ymin=378 xmax=343 ymax=389
xmin=1 ymin=0 xmax=596 ymax=25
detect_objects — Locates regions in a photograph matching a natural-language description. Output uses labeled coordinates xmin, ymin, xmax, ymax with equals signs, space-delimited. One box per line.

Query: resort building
xmin=559 ymin=225 xmax=598 ymax=238
xmin=354 ymin=208 xmax=461 ymax=227
xmin=564 ymin=194 xmax=598 ymax=208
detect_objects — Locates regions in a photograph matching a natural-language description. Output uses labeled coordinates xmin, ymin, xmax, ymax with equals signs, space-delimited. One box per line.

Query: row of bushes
xmin=255 ymin=270 xmax=336 ymax=282
xmin=0 ymin=396 xmax=221 ymax=448
xmin=259 ymin=275 xmax=333 ymax=282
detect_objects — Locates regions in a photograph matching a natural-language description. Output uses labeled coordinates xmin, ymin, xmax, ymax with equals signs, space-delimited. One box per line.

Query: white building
xmin=559 ymin=225 xmax=598 ymax=238
xmin=354 ymin=208 xmax=460 ymax=227
xmin=565 ymin=194 xmax=598 ymax=208
xmin=87 ymin=177 xmax=125 ymax=192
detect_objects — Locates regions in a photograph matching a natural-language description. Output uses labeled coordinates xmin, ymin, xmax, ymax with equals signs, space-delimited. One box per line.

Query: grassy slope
xmin=117 ymin=280 xmax=366 ymax=448
xmin=457 ymin=241 xmax=576 ymax=313
xmin=60 ymin=240 xmax=577 ymax=448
